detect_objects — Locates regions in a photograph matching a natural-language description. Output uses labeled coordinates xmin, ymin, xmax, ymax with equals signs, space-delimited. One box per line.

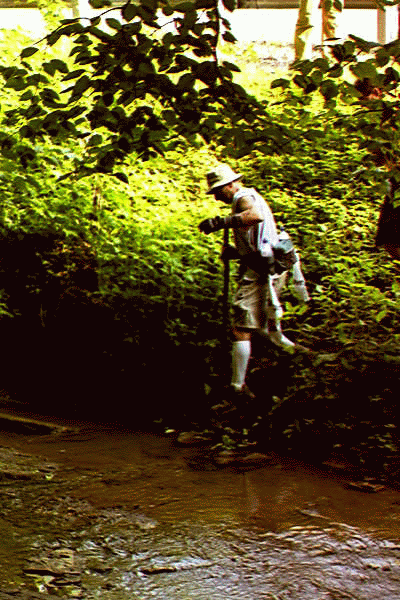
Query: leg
xmin=230 ymin=327 xmax=252 ymax=393
xmin=230 ymin=279 xmax=263 ymax=397
xmin=233 ymin=328 xmax=251 ymax=341
xmin=263 ymin=274 xmax=295 ymax=349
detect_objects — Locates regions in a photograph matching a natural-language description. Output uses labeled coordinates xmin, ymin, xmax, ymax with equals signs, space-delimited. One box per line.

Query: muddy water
xmin=0 ymin=415 xmax=400 ymax=599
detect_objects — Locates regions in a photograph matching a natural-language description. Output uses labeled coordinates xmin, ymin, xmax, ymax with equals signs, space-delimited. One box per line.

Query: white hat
xmin=206 ymin=164 xmax=242 ymax=194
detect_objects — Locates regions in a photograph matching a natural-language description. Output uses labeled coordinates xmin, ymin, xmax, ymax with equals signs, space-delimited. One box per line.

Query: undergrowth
xmin=0 ymin=31 xmax=399 ymax=479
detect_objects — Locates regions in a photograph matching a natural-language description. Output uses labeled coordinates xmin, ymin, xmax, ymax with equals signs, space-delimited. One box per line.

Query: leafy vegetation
xmin=0 ymin=0 xmax=265 ymax=175
xmin=0 ymin=2 xmax=400 ymax=481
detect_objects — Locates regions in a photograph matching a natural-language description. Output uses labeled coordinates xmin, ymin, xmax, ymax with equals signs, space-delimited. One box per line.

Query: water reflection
xmin=239 ymin=462 xmax=400 ymax=538
xmin=2 ymin=420 xmax=400 ymax=598
xmin=3 ymin=423 xmax=400 ymax=539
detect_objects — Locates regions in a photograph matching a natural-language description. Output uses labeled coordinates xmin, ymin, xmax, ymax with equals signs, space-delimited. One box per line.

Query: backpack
xmin=273 ymin=229 xmax=297 ymax=274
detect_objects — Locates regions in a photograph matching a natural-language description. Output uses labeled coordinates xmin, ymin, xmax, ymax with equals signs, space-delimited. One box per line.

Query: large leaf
xmin=20 ymin=47 xmax=39 ymax=59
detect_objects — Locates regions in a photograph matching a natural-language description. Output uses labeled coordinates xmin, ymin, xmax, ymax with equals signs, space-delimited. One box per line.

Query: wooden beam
xmin=377 ymin=7 xmax=386 ymax=43
xmin=0 ymin=0 xmax=124 ymax=6
xmin=71 ymin=0 xmax=79 ymax=17
xmin=0 ymin=0 xmax=74 ymax=7
xmin=238 ymin=0 xmax=377 ymax=8
xmin=0 ymin=0 xmax=35 ymax=6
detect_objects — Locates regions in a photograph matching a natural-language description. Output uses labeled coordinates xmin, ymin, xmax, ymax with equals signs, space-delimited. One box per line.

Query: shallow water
xmin=0 ymin=415 xmax=400 ymax=598
xmin=7 ymin=421 xmax=400 ymax=535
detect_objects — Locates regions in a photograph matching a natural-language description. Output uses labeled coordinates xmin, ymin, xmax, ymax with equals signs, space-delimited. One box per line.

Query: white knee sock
xmin=231 ymin=340 xmax=251 ymax=391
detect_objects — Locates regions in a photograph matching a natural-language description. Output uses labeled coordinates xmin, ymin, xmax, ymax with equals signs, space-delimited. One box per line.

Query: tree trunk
xmin=294 ymin=0 xmax=315 ymax=61
xmin=398 ymin=4 xmax=400 ymax=39
xmin=71 ymin=0 xmax=80 ymax=18
xmin=321 ymin=0 xmax=342 ymax=47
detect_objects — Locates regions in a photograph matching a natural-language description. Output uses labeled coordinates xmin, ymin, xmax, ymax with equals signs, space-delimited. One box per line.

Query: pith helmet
xmin=206 ymin=164 xmax=242 ymax=194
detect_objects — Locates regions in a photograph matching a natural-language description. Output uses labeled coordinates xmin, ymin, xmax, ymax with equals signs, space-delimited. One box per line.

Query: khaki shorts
xmin=232 ymin=272 xmax=287 ymax=331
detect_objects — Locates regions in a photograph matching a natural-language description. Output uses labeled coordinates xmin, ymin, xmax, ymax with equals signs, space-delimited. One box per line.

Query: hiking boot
xmin=230 ymin=384 xmax=256 ymax=400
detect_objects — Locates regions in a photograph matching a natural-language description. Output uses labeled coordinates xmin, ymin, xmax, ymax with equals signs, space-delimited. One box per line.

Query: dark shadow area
xmin=0 ymin=232 xmax=208 ymax=428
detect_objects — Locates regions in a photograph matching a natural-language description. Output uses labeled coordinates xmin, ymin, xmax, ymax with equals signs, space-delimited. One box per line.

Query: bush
xmin=0 ymin=32 xmax=399 ymax=478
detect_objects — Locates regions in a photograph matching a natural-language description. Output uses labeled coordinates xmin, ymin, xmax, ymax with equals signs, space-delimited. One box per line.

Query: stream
xmin=0 ymin=408 xmax=400 ymax=599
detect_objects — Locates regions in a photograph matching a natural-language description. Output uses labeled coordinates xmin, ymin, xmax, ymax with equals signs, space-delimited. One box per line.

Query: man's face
xmin=213 ymin=183 xmax=232 ymax=204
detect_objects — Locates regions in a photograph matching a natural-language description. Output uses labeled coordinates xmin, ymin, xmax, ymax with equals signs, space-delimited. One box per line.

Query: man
xmin=199 ymin=164 xmax=309 ymax=398
xmin=369 ymin=147 xmax=400 ymax=264
xmin=354 ymin=80 xmax=400 ymax=264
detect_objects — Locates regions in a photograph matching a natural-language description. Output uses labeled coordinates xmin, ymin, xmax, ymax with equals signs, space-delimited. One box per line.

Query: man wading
xmin=199 ymin=164 xmax=309 ymax=399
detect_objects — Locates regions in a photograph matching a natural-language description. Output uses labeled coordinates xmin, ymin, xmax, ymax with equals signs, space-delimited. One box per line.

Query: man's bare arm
xmin=199 ymin=194 xmax=263 ymax=235
xmin=235 ymin=195 xmax=263 ymax=228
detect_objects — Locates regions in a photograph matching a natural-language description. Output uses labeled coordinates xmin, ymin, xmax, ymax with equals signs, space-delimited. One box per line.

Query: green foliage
xmin=1 ymin=18 xmax=400 ymax=476
xmin=0 ymin=139 xmax=223 ymax=321
xmin=272 ymin=36 xmax=400 ymax=168
xmin=0 ymin=3 xmax=326 ymax=177
xmin=0 ymin=0 xmax=275 ymax=175
xmin=35 ymin=0 xmax=73 ymax=31
xmin=234 ymin=144 xmax=400 ymax=473
xmin=251 ymin=35 xmax=400 ymax=473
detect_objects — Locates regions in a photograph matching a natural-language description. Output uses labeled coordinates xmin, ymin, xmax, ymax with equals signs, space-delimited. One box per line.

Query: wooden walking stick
xmin=222 ymin=228 xmax=230 ymax=334
xmin=222 ymin=228 xmax=231 ymax=381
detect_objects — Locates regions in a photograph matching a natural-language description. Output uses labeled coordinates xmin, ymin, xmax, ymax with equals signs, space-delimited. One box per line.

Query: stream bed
xmin=0 ymin=409 xmax=400 ymax=599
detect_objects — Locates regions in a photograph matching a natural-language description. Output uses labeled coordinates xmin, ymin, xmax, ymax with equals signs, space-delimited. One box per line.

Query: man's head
xmin=206 ymin=164 xmax=242 ymax=201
